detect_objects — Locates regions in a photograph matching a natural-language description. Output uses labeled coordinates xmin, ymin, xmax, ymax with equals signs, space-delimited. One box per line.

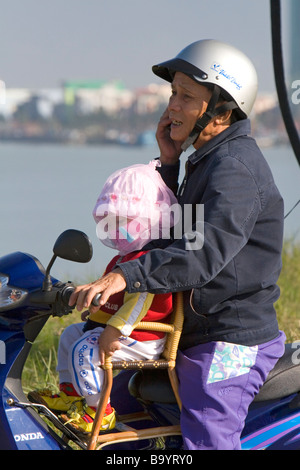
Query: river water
xmin=1 ymin=141 xmax=300 ymax=282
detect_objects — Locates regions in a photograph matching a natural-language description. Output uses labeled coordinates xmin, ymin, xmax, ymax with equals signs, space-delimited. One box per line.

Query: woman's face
xmin=168 ymin=72 xmax=212 ymax=149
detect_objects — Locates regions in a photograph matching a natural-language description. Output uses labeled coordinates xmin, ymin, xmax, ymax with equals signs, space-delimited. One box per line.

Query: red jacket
xmin=89 ymin=251 xmax=173 ymax=341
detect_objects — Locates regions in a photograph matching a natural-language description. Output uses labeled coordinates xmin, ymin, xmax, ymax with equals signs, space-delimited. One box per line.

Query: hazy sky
xmin=0 ymin=0 xmax=291 ymax=93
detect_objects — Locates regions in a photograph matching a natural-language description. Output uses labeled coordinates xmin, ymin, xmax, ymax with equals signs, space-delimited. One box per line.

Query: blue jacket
xmin=117 ymin=120 xmax=284 ymax=349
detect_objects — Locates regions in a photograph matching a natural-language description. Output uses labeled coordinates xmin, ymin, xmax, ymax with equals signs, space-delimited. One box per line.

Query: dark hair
xmin=229 ymin=108 xmax=242 ymax=124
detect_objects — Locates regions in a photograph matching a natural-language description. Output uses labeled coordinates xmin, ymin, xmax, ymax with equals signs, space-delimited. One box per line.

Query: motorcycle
xmin=1 ymin=229 xmax=300 ymax=450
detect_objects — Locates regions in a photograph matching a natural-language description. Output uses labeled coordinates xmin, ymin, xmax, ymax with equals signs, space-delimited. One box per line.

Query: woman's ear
xmin=214 ymin=109 xmax=232 ymax=126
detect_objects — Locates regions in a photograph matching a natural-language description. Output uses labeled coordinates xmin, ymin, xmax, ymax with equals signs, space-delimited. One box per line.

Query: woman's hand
xmin=68 ymin=268 xmax=126 ymax=313
xmin=98 ymin=325 xmax=122 ymax=365
xmin=156 ymin=108 xmax=183 ymax=165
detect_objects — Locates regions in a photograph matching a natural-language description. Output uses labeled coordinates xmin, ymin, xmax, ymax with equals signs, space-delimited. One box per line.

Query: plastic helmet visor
xmin=152 ymin=58 xmax=209 ymax=84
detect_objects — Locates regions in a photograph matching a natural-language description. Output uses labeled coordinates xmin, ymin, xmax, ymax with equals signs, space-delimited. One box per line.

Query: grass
xmin=22 ymin=313 xmax=80 ymax=394
xmin=22 ymin=240 xmax=300 ymax=393
xmin=275 ymin=240 xmax=300 ymax=342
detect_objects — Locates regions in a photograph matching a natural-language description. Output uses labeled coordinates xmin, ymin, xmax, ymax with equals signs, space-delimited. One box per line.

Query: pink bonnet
xmin=93 ymin=160 xmax=178 ymax=254
xmin=93 ymin=160 xmax=177 ymax=222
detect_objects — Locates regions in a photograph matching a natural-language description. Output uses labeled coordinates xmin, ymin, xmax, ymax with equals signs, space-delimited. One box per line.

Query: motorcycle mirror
xmin=43 ymin=230 xmax=93 ymax=291
xmin=53 ymin=229 xmax=93 ymax=263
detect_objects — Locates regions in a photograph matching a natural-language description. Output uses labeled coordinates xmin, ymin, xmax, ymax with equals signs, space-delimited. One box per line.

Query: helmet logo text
xmin=210 ymin=63 xmax=242 ymax=91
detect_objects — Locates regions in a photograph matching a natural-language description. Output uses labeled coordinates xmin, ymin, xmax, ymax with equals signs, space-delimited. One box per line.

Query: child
xmin=28 ymin=160 xmax=178 ymax=434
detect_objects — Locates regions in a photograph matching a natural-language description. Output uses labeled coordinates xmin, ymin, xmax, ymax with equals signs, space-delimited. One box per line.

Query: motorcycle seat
xmin=253 ymin=342 xmax=300 ymax=402
xmin=129 ymin=343 xmax=300 ymax=404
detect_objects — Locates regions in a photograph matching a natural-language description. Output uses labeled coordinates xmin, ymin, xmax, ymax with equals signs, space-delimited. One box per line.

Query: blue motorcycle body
xmin=0 ymin=233 xmax=300 ymax=450
xmin=0 ymin=252 xmax=66 ymax=450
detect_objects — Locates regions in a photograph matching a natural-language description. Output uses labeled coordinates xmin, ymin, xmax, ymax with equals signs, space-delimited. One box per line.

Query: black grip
xmin=60 ymin=285 xmax=75 ymax=306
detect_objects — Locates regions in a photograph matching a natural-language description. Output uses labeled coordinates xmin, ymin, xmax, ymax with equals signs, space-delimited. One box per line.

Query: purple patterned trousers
xmin=176 ymin=331 xmax=286 ymax=450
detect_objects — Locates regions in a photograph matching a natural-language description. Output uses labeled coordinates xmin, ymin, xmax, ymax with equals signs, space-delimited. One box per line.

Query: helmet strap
xmin=181 ymin=85 xmax=239 ymax=151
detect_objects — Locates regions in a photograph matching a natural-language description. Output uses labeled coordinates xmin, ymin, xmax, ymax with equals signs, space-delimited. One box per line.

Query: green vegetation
xmin=275 ymin=240 xmax=300 ymax=342
xmin=22 ymin=240 xmax=300 ymax=393
xmin=22 ymin=313 xmax=79 ymax=394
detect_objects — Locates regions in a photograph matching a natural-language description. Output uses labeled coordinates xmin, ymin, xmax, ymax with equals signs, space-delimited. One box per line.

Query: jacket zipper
xmin=179 ymin=160 xmax=190 ymax=197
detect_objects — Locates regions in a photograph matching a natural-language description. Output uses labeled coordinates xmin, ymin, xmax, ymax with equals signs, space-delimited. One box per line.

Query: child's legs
xmin=176 ymin=331 xmax=286 ymax=450
xmin=69 ymin=328 xmax=165 ymax=408
xmin=114 ymin=336 xmax=166 ymax=362
xmin=57 ymin=322 xmax=86 ymax=384
xmin=68 ymin=327 xmax=104 ymax=407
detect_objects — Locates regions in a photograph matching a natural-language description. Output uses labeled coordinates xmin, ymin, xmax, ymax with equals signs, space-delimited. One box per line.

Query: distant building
xmin=1 ymin=89 xmax=31 ymax=118
xmin=252 ymin=93 xmax=278 ymax=115
xmin=134 ymin=83 xmax=170 ymax=115
xmin=2 ymin=88 xmax=63 ymax=119
xmin=62 ymin=80 xmax=133 ymax=115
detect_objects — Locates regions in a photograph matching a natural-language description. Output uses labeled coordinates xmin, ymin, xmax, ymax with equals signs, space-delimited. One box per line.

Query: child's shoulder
xmin=105 ymin=250 xmax=148 ymax=273
xmin=121 ymin=250 xmax=149 ymax=262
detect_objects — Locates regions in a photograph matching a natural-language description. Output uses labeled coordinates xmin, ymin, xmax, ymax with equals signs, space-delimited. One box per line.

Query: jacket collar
xmin=188 ymin=119 xmax=252 ymax=165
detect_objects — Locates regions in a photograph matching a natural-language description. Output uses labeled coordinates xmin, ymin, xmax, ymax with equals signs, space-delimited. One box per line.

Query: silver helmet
xmin=153 ymin=39 xmax=258 ymax=118
xmin=153 ymin=39 xmax=258 ymax=149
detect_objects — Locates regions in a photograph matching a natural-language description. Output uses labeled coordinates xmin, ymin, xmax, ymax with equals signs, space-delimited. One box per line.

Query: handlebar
xmin=59 ymin=284 xmax=76 ymax=306
xmin=91 ymin=293 xmax=102 ymax=307
xmin=29 ymin=282 xmax=102 ymax=317
xmin=59 ymin=285 xmax=102 ymax=307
